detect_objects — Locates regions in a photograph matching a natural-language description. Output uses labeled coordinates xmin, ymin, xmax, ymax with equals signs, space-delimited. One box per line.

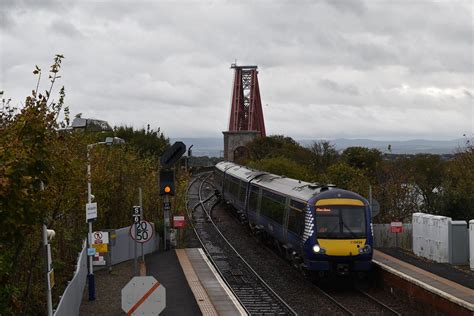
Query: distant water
xmin=171 ymin=137 xmax=472 ymax=157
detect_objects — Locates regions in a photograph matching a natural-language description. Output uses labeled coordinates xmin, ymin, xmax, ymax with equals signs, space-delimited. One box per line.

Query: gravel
xmin=79 ymin=260 xmax=133 ymax=315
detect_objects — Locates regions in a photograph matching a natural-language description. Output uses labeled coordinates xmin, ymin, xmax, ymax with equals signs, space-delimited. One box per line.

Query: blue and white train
xmin=214 ymin=161 xmax=374 ymax=276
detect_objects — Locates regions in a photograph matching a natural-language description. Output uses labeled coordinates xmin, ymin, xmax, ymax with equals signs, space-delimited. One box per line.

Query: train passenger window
xmin=224 ymin=177 xmax=231 ymax=193
xmin=261 ymin=189 xmax=285 ymax=224
xmin=249 ymin=185 xmax=259 ymax=211
xmin=238 ymin=181 xmax=246 ymax=203
xmin=230 ymin=179 xmax=239 ymax=198
xmin=288 ymin=200 xmax=305 ymax=236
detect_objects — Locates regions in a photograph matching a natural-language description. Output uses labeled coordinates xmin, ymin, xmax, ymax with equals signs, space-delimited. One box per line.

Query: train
xmin=214 ymin=161 xmax=374 ymax=277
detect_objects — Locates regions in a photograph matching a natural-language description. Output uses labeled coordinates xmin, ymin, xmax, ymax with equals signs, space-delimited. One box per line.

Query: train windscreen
xmin=315 ymin=206 xmax=366 ymax=238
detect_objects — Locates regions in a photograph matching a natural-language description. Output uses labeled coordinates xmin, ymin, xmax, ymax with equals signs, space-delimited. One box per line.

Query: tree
xmin=324 ymin=162 xmax=370 ymax=197
xmin=0 ymin=56 xmax=181 ymax=315
xmin=247 ymin=157 xmax=312 ymax=181
xmin=373 ymin=158 xmax=421 ymax=223
xmin=409 ymin=154 xmax=445 ymax=214
xmin=113 ymin=125 xmax=169 ymax=158
xmin=341 ymin=146 xmax=382 ymax=179
xmin=246 ymin=135 xmax=313 ymax=166
xmin=442 ymin=144 xmax=474 ymax=220
xmin=308 ymin=140 xmax=339 ymax=175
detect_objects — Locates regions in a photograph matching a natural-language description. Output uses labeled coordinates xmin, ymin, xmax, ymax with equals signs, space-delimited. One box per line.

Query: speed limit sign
xmin=129 ymin=220 xmax=153 ymax=243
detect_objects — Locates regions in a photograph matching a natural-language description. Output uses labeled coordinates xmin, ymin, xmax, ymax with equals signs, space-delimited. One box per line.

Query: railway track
xmin=186 ymin=173 xmax=297 ymax=315
xmin=316 ymin=286 xmax=402 ymax=315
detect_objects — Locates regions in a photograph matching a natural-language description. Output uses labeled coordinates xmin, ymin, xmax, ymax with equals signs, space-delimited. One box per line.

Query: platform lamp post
xmin=86 ymin=137 xmax=125 ymax=301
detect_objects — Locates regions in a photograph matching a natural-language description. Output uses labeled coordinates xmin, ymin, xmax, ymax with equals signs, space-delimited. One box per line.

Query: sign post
xmin=391 ymin=221 xmax=403 ymax=248
xmin=132 ymin=206 xmax=141 ymax=276
xmin=163 ymin=198 xmax=171 ymax=250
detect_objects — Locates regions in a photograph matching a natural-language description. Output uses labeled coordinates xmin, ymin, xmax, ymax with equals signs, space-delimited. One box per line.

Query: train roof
xmin=254 ymin=173 xmax=332 ymax=201
xmin=215 ymin=161 xmax=267 ymax=181
xmin=216 ymin=161 xmax=335 ymax=202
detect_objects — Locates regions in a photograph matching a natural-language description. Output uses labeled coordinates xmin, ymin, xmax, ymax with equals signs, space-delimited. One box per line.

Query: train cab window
xmin=288 ymin=200 xmax=305 ymax=236
xmin=261 ymin=189 xmax=286 ymax=225
xmin=249 ymin=185 xmax=259 ymax=211
xmin=238 ymin=181 xmax=246 ymax=203
xmin=315 ymin=206 xmax=366 ymax=238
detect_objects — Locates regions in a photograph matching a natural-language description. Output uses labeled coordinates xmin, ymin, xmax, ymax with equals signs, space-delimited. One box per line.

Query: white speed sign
xmin=129 ymin=220 xmax=153 ymax=243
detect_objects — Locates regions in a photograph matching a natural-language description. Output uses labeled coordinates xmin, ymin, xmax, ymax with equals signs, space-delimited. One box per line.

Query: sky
xmin=1 ymin=0 xmax=473 ymax=140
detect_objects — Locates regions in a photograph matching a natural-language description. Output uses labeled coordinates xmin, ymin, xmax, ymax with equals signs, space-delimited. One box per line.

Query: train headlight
xmin=359 ymin=244 xmax=372 ymax=254
xmin=312 ymin=245 xmax=326 ymax=254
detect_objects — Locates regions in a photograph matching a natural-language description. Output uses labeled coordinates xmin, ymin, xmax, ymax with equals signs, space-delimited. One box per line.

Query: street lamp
xmin=86 ymin=137 xmax=125 ymax=301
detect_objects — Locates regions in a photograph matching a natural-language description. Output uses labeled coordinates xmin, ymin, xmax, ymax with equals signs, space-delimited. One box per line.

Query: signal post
xmin=160 ymin=142 xmax=186 ymax=250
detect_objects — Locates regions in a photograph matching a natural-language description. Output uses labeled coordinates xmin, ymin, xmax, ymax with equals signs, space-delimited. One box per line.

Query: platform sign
xmin=122 ymin=276 xmax=166 ymax=315
xmin=92 ymin=231 xmax=109 ymax=266
xmin=173 ymin=215 xmax=186 ymax=228
xmin=86 ymin=202 xmax=98 ymax=222
xmin=391 ymin=221 xmax=403 ymax=233
xmin=48 ymin=269 xmax=55 ymax=289
xmin=129 ymin=220 xmax=153 ymax=243
xmin=87 ymin=247 xmax=96 ymax=256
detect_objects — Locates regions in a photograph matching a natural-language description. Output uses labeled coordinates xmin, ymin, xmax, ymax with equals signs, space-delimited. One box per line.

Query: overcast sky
xmin=1 ymin=0 xmax=473 ymax=140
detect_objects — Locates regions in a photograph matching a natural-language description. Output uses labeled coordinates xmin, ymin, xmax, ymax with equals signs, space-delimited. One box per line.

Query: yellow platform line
xmin=175 ymin=249 xmax=219 ymax=316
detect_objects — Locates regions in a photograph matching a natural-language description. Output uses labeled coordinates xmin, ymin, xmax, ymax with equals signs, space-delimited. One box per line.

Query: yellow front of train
xmin=306 ymin=190 xmax=373 ymax=275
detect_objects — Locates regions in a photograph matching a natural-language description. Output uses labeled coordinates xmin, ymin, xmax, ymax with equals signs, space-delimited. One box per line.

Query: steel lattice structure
xmin=228 ymin=64 xmax=266 ymax=137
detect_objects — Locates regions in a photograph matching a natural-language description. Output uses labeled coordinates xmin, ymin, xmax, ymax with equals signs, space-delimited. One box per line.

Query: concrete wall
xmin=413 ymin=213 xmax=450 ymax=263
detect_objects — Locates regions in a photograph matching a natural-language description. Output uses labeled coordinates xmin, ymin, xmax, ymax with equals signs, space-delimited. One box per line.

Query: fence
xmin=372 ymin=224 xmax=412 ymax=250
xmin=54 ymin=240 xmax=87 ymax=316
xmin=110 ymin=223 xmax=159 ymax=265
xmin=53 ymin=224 xmax=159 ymax=315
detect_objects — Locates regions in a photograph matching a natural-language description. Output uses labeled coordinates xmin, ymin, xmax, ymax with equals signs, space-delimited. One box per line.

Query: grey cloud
xmin=319 ymin=79 xmax=360 ymax=96
xmin=1 ymin=0 xmax=472 ymax=139
xmin=323 ymin=0 xmax=366 ymax=15
xmin=49 ymin=20 xmax=84 ymax=38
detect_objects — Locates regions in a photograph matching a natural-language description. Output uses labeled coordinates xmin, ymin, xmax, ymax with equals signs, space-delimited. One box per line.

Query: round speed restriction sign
xmin=129 ymin=220 xmax=154 ymax=243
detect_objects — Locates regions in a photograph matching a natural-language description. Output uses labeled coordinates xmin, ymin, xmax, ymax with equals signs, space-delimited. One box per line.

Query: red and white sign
xmin=121 ymin=276 xmax=166 ymax=315
xmin=129 ymin=220 xmax=153 ymax=243
xmin=391 ymin=221 xmax=403 ymax=233
xmin=173 ymin=215 xmax=186 ymax=228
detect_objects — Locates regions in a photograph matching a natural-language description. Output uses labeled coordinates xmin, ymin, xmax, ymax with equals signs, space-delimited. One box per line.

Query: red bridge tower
xmin=223 ymin=64 xmax=266 ymax=162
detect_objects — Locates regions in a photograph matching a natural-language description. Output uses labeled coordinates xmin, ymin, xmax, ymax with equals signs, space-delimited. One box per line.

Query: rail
xmin=186 ymin=172 xmax=297 ymax=315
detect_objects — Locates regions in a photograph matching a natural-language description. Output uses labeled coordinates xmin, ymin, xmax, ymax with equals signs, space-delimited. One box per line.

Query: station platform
xmin=146 ymin=248 xmax=246 ymax=316
xmin=373 ymin=249 xmax=474 ymax=315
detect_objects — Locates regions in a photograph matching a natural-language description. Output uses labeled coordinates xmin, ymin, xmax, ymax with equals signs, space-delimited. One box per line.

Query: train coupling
xmin=336 ymin=263 xmax=350 ymax=276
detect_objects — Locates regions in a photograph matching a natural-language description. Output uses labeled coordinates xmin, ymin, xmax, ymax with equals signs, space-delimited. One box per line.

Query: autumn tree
xmin=341 ymin=146 xmax=382 ymax=180
xmin=247 ymin=157 xmax=313 ymax=181
xmin=442 ymin=144 xmax=474 ymax=220
xmin=308 ymin=140 xmax=339 ymax=176
xmin=409 ymin=154 xmax=445 ymax=214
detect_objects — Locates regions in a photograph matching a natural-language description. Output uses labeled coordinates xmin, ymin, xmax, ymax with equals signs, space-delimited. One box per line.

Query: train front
xmin=304 ymin=189 xmax=373 ymax=276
